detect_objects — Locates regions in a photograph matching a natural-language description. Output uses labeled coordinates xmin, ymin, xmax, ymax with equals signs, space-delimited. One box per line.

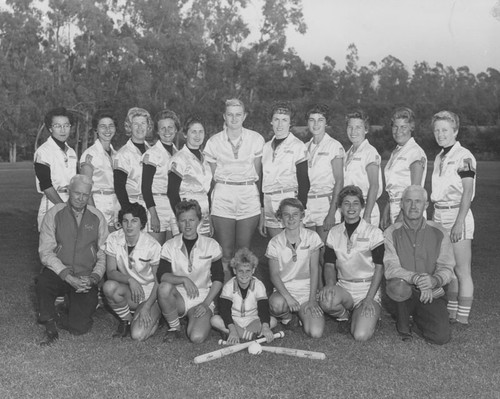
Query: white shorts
xmin=176 ymin=286 xmax=214 ymax=317
xmin=337 ymin=280 xmax=381 ymax=308
xmin=146 ymin=195 xmax=178 ymax=233
xmin=137 ymin=281 xmax=155 ymax=305
xmin=93 ymin=193 xmax=119 ymax=227
xmin=38 ymin=193 xmax=69 ymax=231
xmin=335 ymin=202 xmax=380 ymax=227
xmin=264 ymin=191 xmax=297 ymax=229
xmin=433 ymin=207 xmax=474 ymax=240
xmin=303 ymin=194 xmax=340 ymax=227
xmin=281 ymin=279 xmax=311 ymax=306
xmin=180 ymin=193 xmax=210 ymax=236
xmin=211 ymin=183 xmax=261 ymax=220
xmin=233 ymin=315 xmax=260 ymax=329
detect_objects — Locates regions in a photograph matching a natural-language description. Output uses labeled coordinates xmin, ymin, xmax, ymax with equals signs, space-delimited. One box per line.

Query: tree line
xmin=1 ymin=0 xmax=499 ymax=162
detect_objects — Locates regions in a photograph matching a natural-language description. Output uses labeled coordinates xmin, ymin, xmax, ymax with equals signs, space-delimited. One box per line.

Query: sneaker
xmin=337 ymin=309 xmax=350 ymax=322
xmin=112 ymin=320 xmax=130 ymax=338
xmin=40 ymin=321 xmax=59 ymax=346
xmin=163 ymin=327 xmax=184 ymax=343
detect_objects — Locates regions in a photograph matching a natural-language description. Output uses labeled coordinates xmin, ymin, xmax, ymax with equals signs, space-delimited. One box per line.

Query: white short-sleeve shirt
xmin=34 ymin=136 xmax=78 ymax=193
xmin=262 ymin=133 xmax=308 ymax=193
xmin=220 ymin=277 xmax=267 ymax=320
xmin=141 ymin=140 xmax=177 ymax=194
xmin=307 ymin=134 xmax=345 ymax=195
xmin=113 ymin=139 xmax=150 ymax=197
xmin=80 ymin=139 xmax=116 ymax=191
xmin=384 ymin=137 xmax=427 ymax=200
xmin=104 ymin=229 xmax=161 ymax=287
xmin=170 ymin=146 xmax=212 ymax=196
xmin=204 ymin=128 xmax=264 ymax=183
xmin=160 ymin=234 xmax=222 ymax=289
xmin=265 ymin=227 xmax=323 ymax=283
xmin=431 ymin=141 xmax=476 ymax=205
xmin=325 ymin=219 xmax=384 ymax=281
xmin=344 ymin=139 xmax=383 ymax=199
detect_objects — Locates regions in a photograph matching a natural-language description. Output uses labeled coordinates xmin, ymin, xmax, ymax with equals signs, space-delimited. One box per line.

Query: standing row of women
xmin=34 ymin=103 xmax=476 ymax=335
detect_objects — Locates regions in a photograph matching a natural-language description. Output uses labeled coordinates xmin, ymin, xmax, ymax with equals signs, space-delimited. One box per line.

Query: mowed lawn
xmin=0 ymin=161 xmax=499 ymax=399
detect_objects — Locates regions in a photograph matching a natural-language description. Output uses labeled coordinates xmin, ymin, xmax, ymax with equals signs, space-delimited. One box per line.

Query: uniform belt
xmin=216 ymin=180 xmax=255 ymax=186
xmin=389 ymin=197 xmax=402 ymax=203
xmin=57 ymin=188 xmax=68 ymax=193
xmin=92 ymin=189 xmax=115 ymax=195
xmin=129 ymin=194 xmax=144 ymax=200
xmin=152 ymin=192 xmax=169 ymax=196
xmin=434 ymin=203 xmax=460 ymax=210
xmin=266 ymin=188 xmax=297 ymax=196
xmin=308 ymin=192 xmax=333 ymax=199
xmin=340 ymin=277 xmax=373 ymax=283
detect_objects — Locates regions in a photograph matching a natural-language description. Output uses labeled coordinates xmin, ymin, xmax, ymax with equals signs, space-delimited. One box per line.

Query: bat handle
xmin=218 ymin=330 xmax=284 ymax=346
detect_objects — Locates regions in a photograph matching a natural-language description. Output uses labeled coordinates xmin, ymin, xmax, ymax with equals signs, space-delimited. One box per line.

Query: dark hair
xmin=92 ymin=109 xmax=117 ymax=131
xmin=275 ymin=197 xmax=305 ymax=220
xmin=44 ymin=107 xmax=74 ymax=130
xmin=391 ymin=107 xmax=415 ymax=131
xmin=155 ymin=109 xmax=181 ymax=132
xmin=175 ymin=199 xmax=202 ymax=221
xmin=345 ymin=110 xmax=370 ymax=130
xmin=337 ymin=185 xmax=365 ymax=208
xmin=305 ymin=104 xmax=330 ymax=123
xmin=118 ymin=203 xmax=148 ymax=230
xmin=184 ymin=115 xmax=205 ymax=134
xmin=270 ymin=101 xmax=295 ymax=122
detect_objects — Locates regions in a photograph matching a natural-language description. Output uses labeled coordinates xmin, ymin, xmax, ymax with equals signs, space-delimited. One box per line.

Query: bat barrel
xmin=260 ymin=346 xmax=326 ymax=360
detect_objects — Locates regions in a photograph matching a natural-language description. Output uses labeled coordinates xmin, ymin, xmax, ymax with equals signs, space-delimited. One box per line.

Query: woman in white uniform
xmin=113 ymin=107 xmax=152 ymax=211
xmin=141 ymin=109 xmax=180 ymax=244
xmin=260 ymin=101 xmax=310 ymax=238
xmin=381 ymin=107 xmax=427 ymax=229
xmin=34 ymin=107 xmax=77 ymax=230
xmin=431 ymin=111 xmax=476 ymax=325
xmin=303 ymin=104 xmax=344 ymax=241
xmin=80 ymin=110 xmax=119 ymax=231
xmin=204 ymin=99 xmax=264 ymax=280
xmin=343 ymin=110 xmax=383 ymax=226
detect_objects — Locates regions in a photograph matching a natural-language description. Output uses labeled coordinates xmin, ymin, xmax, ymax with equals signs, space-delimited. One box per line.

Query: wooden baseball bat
xmin=260 ymin=346 xmax=326 ymax=360
xmin=193 ymin=331 xmax=285 ymax=364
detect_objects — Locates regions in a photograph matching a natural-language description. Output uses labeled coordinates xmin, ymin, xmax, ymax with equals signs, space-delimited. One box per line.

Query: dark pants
xmin=36 ymin=268 xmax=98 ymax=335
xmin=391 ymin=289 xmax=451 ymax=345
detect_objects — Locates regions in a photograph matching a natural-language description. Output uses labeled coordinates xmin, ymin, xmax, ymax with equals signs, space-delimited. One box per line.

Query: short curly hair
xmin=431 ymin=110 xmax=459 ymax=132
xmin=270 ymin=101 xmax=295 ymax=122
xmin=44 ymin=107 xmax=74 ymax=130
xmin=230 ymin=248 xmax=259 ymax=270
xmin=155 ymin=109 xmax=181 ymax=133
xmin=345 ymin=109 xmax=370 ymax=130
xmin=391 ymin=107 xmax=415 ymax=131
xmin=92 ymin=109 xmax=117 ymax=131
xmin=305 ymin=104 xmax=330 ymax=124
xmin=124 ymin=107 xmax=154 ymax=137
xmin=275 ymin=197 xmax=305 ymax=220
xmin=118 ymin=202 xmax=148 ymax=230
xmin=175 ymin=199 xmax=202 ymax=221
xmin=337 ymin=185 xmax=365 ymax=208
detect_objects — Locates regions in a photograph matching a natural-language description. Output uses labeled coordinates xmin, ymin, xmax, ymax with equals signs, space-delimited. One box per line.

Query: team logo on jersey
xmin=459 ymin=158 xmax=476 ymax=173
xmin=85 ymin=154 xmax=93 ymax=164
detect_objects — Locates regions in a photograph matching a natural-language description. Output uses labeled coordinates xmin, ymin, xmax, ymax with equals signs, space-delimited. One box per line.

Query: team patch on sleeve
xmin=458 ymin=158 xmax=476 ymax=173
xmin=84 ymin=154 xmax=93 ymax=165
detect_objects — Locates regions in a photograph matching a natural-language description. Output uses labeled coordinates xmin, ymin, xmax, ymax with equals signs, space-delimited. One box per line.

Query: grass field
xmin=0 ymin=161 xmax=499 ymax=399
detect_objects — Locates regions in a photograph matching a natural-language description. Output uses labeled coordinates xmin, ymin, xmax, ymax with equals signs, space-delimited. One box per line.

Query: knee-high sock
xmin=112 ymin=304 xmax=132 ymax=322
xmin=162 ymin=310 xmax=180 ymax=330
xmin=456 ymin=296 xmax=473 ymax=324
xmin=447 ymin=291 xmax=459 ymax=320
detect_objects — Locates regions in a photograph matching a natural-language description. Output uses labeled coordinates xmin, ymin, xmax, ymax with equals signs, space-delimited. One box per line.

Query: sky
xmin=278 ymin=0 xmax=500 ymax=73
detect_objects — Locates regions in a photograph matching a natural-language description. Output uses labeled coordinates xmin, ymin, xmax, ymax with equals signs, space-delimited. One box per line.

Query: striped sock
xmin=163 ymin=311 xmax=180 ymax=330
xmin=447 ymin=292 xmax=459 ymax=320
xmin=112 ymin=304 xmax=132 ymax=321
xmin=456 ymin=296 xmax=473 ymax=324
xmin=242 ymin=329 xmax=254 ymax=340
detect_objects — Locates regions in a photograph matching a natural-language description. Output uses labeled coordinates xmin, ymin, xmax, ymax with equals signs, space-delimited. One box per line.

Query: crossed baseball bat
xmin=194 ymin=331 xmax=326 ymax=363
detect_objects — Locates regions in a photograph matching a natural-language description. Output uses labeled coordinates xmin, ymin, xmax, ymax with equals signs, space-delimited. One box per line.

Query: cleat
xmin=112 ymin=320 xmax=130 ymax=338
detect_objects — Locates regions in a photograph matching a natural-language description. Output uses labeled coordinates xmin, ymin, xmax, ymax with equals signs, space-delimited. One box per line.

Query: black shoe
xmin=112 ymin=320 xmax=130 ymax=338
xmin=40 ymin=329 xmax=59 ymax=346
xmin=163 ymin=327 xmax=184 ymax=343
xmin=396 ymin=325 xmax=413 ymax=342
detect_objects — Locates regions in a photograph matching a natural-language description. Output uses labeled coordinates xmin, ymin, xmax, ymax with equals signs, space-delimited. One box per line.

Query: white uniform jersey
xmin=104 ymin=229 xmax=161 ymax=300
xmin=344 ymin=139 xmax=383 ymax=199
xmin=384 ymin=137 xmax=427 ymax=201
xmin=431 ymin=141 xmax=476 ymax=205
xmin=204 ymin=128 xmax=264 ymax=183
xmin=325 ymin=219 xmax=384 ymax=281
xmin=160 ymin=234 xmax=222 ymax=290
xmin=80 ymin=139 xmax=116 ymax=191
xmin=141 ymin=140 xmax=177 ymax=194
xmin=34 ymin=136 xmax=78 ymax=194
xmin=266 ymin=227 xmax=323 ymax=284
xmin=170 ymin=146 xmax=212 ymax=196
xmin=114 ymin=139 xmax=150 ymax=197
xmin=220 ymin=277 xmax=267 ymax=320
xmin=307 ymin=134 xmax=345 ymax=195
xmin=262 ymin=133 xmax=308 ymax=193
